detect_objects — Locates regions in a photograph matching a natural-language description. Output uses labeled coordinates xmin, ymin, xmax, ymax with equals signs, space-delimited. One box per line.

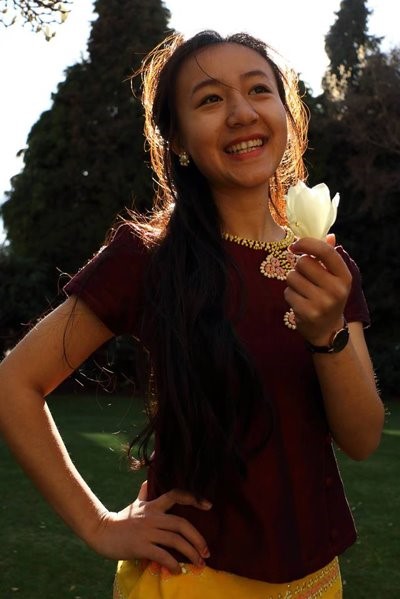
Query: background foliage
xmin=1 ymin=0 xmax=399 ymax=395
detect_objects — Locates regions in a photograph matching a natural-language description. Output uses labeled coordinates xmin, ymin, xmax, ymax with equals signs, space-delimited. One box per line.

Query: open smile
xmin=225 ymin=137 xmax=266 ymax=155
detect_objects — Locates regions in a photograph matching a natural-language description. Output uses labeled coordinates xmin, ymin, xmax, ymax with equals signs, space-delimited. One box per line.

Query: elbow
xmin=345 ymin=438 xmax=381 ymax=461
xmin=340 ymin=420 xmax=384 ymax=461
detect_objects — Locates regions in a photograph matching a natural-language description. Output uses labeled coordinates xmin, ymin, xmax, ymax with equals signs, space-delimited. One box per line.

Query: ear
xmin=170 ymin=133 xmax=185 ymax=157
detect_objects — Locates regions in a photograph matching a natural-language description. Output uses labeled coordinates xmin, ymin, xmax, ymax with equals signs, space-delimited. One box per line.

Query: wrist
xmin=80 ymin=505 xmax=112 ymax=551
xmin=305 ymin=318 xmax=349 ymax=354
xmin=61 ymin=488 xmax=110 ymax=549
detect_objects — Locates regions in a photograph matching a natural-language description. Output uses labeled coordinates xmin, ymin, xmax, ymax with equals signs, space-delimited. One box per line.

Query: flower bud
xmin=285 ymin=181 xmax=340 ymax=240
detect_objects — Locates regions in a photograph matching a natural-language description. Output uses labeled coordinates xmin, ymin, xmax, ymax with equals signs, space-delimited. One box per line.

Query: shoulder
xmin=103 ymin=222 xmax=151 ymax=256
xmin=71 ymin=222 xmax=152 ymax=282
xmin=63 ymin=222 xmax=154 ymax=336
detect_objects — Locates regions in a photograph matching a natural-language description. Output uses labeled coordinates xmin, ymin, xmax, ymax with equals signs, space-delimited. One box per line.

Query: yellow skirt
xmin=113 ymin=556 xmax=342 ymax=599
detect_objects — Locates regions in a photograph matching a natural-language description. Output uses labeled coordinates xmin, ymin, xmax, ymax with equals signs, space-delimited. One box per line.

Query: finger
xmin=146 ymin=545 xmax=182 ymax=575
xmin=153 ymin=489 xmax=212 ymax=513
xmin=137 ymin=480 xmax=148 ymax=501
xmin=284 ymin=287 xmax=310 ymax=320
xmin=286 ymin=268 xmax=319 ymax=299
xmin=153 ymin=530 xmax=205 ymax=567
xmin=284 ymin=283 xmax=347 ymax=334
xmin=287 ymin=255 xmax=336 ymax=289
xmin=294 ymin=255 xmax=333 ymax=288
xmin=326 ymin=233 xmax=336 ymax=247
xmin=290 ymin=238 xmax=348 ymax=278
xmin=293 ymin=253 xmax=351 ymax=308
xmin=157 ymin=513 xmax=210 ymax=559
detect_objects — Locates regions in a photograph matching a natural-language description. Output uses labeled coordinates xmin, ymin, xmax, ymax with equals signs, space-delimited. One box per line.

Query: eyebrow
xmin=190 ymin=69 xmax=272 ymax=97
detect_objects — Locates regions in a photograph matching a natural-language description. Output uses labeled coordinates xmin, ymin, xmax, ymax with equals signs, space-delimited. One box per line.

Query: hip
xmin=113 ymin=555 xmax=342 ymax=599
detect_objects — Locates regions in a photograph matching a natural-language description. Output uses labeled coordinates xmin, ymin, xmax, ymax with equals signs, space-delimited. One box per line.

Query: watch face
xmin=332 ymin=327 xmax=349 ymax=352
xmin=305 ymin=323 xmax=349 ymax=353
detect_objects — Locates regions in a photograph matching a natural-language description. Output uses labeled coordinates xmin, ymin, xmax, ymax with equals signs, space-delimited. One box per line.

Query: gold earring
xmin=179 ymin=151 xmax=190 ymax=167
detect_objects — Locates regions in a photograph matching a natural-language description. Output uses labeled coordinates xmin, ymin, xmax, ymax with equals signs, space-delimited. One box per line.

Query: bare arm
xmin=285 ymin=237 xmax=384 ymax=460
xmin=0 ymin=297 xmax=210 ymax=573
xmin=0 ymin=297 xmax=114 ymax=539
xmin=310 ymin=321 xmax=384 ymax=459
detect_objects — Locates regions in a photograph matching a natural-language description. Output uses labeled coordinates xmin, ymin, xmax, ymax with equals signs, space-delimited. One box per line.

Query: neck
xmin=213 ymin=187 xmax=284 ymax=242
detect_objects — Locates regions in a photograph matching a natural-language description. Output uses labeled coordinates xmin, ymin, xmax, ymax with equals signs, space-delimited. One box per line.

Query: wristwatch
xmin=305 ymin=321 xmax=349 ymax=354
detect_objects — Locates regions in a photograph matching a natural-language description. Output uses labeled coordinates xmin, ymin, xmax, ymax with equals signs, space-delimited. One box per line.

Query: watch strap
xmin=305 ymin=321 xmax=349 ymax=354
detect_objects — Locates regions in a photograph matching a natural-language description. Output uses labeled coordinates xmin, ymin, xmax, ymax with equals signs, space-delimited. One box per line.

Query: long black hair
xmin=129 ymin=31 xmax=308 ymax=499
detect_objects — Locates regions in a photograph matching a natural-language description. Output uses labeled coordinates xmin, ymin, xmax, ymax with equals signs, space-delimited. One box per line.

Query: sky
xmin=0 ymin=0 xmax=399 ymax=242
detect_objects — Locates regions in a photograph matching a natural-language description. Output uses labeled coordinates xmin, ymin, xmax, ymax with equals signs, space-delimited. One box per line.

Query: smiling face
xmin=173 ymin=43 xmax=288 ymax=201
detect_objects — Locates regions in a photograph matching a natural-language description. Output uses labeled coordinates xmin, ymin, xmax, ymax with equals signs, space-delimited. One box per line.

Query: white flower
xmin=285 ymin=181 xmax=340 ymax=240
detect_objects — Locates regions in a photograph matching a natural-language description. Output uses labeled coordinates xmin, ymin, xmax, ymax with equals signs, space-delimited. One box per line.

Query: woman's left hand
xmin=284 ymin=234 xmax=352 ymax=346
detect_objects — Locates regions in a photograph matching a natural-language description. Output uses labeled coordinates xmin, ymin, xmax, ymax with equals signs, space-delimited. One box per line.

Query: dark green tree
xmin=2 ymin=0 xmax=170 ymax=284
xmin=304 ymin=0 xmax=400 ymax=395
xmin=307 ymin=0 xmax=382 ymax=189
xmin=332 ymin=49 xmax=400 ymax=393
xmin=0 ymin=248 xmax=50 ymax=353
xmin=323 ymin=0 xmax=381 ymax=95
xmin=306 ymin=0 xmax=383 ymax=208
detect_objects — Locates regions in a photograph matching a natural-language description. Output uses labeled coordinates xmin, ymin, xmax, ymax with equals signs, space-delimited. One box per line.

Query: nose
xmin=226 ymin=93 xmax=259 ymax=128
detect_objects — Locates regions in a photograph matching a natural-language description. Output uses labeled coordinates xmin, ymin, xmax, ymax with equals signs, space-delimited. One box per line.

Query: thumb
xmin=137 ymin=480 xmax=148 ymax=501
xmin=326 ymin=233 xmax=336 ymax=247
xmin=153 ymin=489 xmax=212 ymax=512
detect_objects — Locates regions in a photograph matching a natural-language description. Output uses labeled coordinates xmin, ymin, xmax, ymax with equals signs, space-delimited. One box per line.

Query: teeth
xmin=227 ymin=138 xmax=263 ymax=154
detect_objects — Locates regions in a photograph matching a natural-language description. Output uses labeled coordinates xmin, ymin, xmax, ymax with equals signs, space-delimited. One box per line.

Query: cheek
xmin=190 ymin=151 xmax=217 ymax=182
xmin=178 ymin=119 xmax=208 ymax=158
xmin=183 ymin=128 xmax=218 ymax=174
xmin=187 ymin=120 xmax=212 ymax=148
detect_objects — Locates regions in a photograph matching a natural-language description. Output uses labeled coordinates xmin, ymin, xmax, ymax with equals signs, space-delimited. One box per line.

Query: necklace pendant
xmin=260 ymin=248 xmax=298 ymax=281
xmin=260 ymin=254 xmax=287 ymax=280
xmin=221 ymin=227 xmax=299 ymax=331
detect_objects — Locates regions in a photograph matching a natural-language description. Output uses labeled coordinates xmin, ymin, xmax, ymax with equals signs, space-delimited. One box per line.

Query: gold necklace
xmin=222 ymin=226 xmax=298 ymax=330
xmin=222 ymin=226 xmax=293 ymax=251
xmin=222 ymin=227 xmax=297 ymax=281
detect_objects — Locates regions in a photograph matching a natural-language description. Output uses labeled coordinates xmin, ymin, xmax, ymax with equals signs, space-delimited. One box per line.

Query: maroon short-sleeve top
xmin=64 ymin=224 xmax=370 ymax=583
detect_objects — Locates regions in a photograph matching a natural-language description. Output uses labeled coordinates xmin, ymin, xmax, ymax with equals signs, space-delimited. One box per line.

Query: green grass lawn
xmin=0 ymin=393 xmax=146 ymax=599
xmin=0 ymin=394 xmax=398 ymax=598
xmin=337 ymin=400 xmax=400 ymax=597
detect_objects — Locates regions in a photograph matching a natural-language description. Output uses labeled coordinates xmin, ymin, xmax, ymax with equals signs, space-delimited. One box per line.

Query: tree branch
xmin=0 ymin=0 xmax=73 ymax=38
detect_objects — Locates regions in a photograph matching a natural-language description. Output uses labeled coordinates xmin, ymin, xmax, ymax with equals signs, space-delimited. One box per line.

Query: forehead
xmin=175 ymin=42 xmax=277 ymax=94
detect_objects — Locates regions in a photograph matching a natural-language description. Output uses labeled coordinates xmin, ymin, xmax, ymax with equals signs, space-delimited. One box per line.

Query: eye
xmin=249 ymin=84 xmax=271 ymax=95
xmin=199 ymin=94 xmax=222 ymax=106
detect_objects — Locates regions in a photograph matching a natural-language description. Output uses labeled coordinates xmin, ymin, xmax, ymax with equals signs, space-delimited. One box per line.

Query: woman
xmin=0 ymin=31 xmax=384 ymax=598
